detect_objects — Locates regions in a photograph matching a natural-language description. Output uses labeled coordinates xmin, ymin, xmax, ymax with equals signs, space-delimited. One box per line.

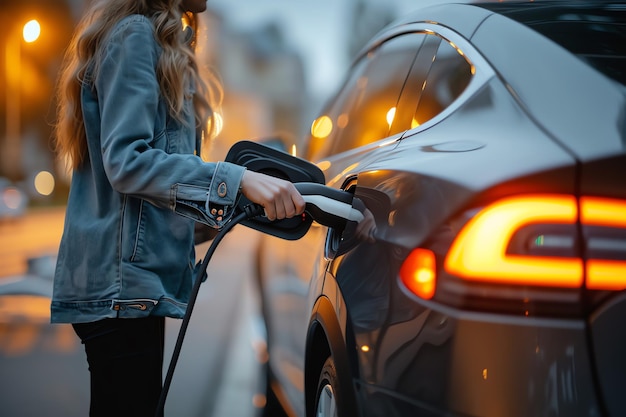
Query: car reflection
xmin=0 ymin=177 xmax=28 ymax=219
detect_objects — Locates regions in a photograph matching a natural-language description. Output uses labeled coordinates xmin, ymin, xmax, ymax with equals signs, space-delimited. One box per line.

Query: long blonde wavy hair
xmin=54 ymin=0 xmax=222 ymax=170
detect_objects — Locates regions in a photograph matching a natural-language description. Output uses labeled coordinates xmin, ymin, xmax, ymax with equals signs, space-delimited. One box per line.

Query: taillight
xmin=444 ymin=195 xmax=582 ymax=287
xmin=399 ymin=248 xmax=436 ymax=300
xmin=582 ymin=196 xmax=626 ymax=290
xmin=399 ymin=195 xmax=626 ymax=315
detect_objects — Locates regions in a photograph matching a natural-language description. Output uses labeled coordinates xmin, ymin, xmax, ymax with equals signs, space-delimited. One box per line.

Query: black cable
xmin=155 ymin=204 xmax=263 ymax=417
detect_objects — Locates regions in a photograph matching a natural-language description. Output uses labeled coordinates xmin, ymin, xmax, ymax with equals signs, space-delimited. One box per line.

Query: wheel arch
xmin=305 ymin=295 xmax=359 ymax=416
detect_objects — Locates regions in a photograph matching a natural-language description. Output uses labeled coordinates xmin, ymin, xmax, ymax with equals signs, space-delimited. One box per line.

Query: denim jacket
xmin=51 ymin=15 xmax=246 ymax=323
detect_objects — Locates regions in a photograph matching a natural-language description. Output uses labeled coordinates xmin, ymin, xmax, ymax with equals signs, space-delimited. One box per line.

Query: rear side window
xmin=306 ymin=32 xmax=474 ymax=161
xmin=393 ymin=35 xmax=473 ymax=133
xmin=306 ymin=34 xmax=421 ymax=161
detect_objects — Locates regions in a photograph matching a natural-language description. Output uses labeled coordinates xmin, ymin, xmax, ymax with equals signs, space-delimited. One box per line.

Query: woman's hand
xmin=239 ymin=170 xmax=306 ymax=221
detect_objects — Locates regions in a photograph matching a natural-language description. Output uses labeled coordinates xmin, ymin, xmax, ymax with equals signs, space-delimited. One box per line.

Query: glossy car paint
xmin=255 ymin=2 xmax=626 ymax=416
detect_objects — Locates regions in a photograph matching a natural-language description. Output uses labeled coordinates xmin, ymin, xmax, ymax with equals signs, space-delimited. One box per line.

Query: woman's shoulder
xmin=102 ymin=14 xmax=159 ymax=55
xmin=110 ymin=14 xmax=155 ymax=40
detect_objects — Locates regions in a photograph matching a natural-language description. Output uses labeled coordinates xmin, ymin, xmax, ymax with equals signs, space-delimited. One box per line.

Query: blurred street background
xmin=0 ymin=0 xmax=439 ymax=415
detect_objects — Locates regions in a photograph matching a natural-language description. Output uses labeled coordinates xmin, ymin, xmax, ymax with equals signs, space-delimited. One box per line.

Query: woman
xmin=52 ymin=0 xmax=305 ymax=415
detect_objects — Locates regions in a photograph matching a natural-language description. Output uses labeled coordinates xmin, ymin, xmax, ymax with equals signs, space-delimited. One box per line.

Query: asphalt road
xmin=0 ymin=208 xmax=266 ymax=417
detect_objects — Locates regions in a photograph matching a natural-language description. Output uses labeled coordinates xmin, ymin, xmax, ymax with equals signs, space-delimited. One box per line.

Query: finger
xmin=274 ymin=196 xmax=288 ymax=220
xmin=292 ymin=193 xmax=306 ymax=216
xmin=282 ymin=194 xmax=300 ymax=219
xmin=274 ymin=183 xmax=297 ymax=219
xmin=264 ymin=201 xmax=277 ymax=221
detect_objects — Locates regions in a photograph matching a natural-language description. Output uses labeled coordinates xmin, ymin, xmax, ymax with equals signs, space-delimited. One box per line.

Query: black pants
xmin=73 ymin=316 xmax=165 ymax=417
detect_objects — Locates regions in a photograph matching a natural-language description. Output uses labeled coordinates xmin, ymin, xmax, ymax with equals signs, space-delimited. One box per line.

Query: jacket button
xmin=217 ymin=182 xmax=227 ymax=197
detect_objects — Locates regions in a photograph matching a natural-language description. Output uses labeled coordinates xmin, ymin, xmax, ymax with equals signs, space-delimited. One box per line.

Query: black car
xmin=253 ymin=2 xmax=626 ymax=416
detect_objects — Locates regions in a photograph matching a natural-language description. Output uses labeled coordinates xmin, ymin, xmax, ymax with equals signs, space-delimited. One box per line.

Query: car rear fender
xmin=306 ymin=293 xmax=359 ymax=417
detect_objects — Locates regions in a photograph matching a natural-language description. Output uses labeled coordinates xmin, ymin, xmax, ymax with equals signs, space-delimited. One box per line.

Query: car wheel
xmin=315 ymin=357 xmax=342 ymax=417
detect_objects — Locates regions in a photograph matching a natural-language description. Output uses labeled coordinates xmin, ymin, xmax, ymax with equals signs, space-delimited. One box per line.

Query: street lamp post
xmin=3 ymin=19 xmax=40 ymax=180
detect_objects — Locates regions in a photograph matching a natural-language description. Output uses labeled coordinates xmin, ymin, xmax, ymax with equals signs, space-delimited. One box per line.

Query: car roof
xmin=361 ymin=1 xmax=625 ymax=162
xmin=473 ymin=0 xmax=626 ymax=86
xmin=374 ymin=1 xmax=625 ymax=86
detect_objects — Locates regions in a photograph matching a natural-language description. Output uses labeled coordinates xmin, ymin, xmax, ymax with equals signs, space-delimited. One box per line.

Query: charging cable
xmin=155 ymin=204 xmax=263 ymax=417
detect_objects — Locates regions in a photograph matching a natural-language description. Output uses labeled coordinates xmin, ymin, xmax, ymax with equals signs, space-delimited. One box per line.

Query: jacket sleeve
xmin=96 ymin=16 xmax=244 ymax=229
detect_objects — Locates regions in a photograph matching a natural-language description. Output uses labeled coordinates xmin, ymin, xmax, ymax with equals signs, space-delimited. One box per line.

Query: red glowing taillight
xmin=399 ymin=195 xmax=626 ymax=307
xmin=399 ymin=248 xmax=436 ymax=300
xmin=444 ymin=195 xmax=583 ymax=287
xmin=581 ymin=196 xmax=626 ymax=290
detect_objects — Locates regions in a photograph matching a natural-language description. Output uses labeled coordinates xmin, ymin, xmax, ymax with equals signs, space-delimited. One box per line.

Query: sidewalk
xmin=211 ymin=273 xmax=266 ymax=417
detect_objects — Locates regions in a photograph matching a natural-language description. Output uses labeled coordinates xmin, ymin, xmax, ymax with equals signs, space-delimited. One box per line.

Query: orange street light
xmin=23 ymin=20 xmax=41 ymax=43
xmin=4 ymin=19 xmax=41 ymax=179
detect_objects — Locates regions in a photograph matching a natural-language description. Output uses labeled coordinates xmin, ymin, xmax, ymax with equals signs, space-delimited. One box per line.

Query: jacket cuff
xmin=171 ymin=162 xmax=246 ymax=229
xmin=204 ymin=162 xmax=246 ymax=226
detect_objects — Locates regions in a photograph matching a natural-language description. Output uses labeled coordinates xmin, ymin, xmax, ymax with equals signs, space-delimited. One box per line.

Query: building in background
xmin=201 ymin=11 xmax=308 ymax=161
xmin=205 ymin=0 xmax=395 ymax=158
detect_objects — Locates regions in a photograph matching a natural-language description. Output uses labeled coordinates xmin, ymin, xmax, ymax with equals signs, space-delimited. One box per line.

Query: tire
xmin=314 ymin=357 xmax=342 ymax=417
